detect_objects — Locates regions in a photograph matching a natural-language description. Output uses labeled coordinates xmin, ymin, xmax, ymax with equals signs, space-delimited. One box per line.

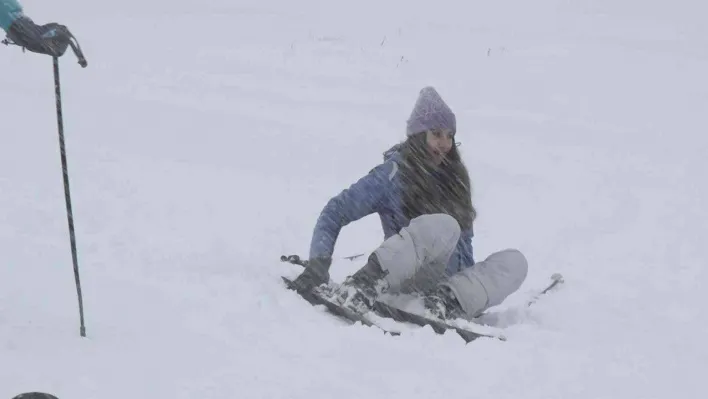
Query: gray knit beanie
xmin=406 ymin=86 xmax=456 ymax=136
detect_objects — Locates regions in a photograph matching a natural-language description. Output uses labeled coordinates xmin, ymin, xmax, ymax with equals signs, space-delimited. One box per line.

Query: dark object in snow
xmin=12 ymin=393 xmax=59 ymax=399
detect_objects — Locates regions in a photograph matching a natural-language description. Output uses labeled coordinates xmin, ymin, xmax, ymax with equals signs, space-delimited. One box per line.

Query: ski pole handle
xmin=280 ymin=254 xmax=308 ymax=267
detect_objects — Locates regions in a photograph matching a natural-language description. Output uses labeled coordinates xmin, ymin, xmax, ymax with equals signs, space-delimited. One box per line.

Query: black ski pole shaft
xmin=53 ymin=56 xmax=86 ymax=337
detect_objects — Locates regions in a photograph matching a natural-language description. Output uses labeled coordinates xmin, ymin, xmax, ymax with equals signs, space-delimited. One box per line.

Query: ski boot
xmin=327 ymin=254 xmax=389 ymax=313
xmin=422 ymin=285 xmax=465 ymax=321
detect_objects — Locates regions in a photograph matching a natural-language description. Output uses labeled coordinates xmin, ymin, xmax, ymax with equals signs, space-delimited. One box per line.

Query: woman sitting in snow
xmin=291 ymin=86 xmax=528 ymax=321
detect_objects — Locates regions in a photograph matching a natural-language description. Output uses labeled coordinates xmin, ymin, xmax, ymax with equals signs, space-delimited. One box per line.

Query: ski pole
xmin=280 ymin=253 xmax=367 ymax=268
xmin=54 ymin=56 xmax=86 ymax=338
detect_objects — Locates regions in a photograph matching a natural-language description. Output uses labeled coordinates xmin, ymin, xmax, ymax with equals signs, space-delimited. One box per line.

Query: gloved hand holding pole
xmin=1 ymin=0 xmax=87 ymax=67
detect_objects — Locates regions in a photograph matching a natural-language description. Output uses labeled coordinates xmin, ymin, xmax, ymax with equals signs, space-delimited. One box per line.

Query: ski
xmin=372 ymin=300 xmax=506 ymax=342
xmin=372 ymin=273 xmax=565 ymax=342
xmin=282 ymin=276 xmax=504 ymax=343
xmin=282 ymin=277 xmax=401 ymax=337
xmin=280 ymin=255 xmax=565 ymax=343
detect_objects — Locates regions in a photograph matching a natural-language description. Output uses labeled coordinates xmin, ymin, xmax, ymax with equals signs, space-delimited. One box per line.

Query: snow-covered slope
xmin=1 ymin=0 xmax=707 ymax=397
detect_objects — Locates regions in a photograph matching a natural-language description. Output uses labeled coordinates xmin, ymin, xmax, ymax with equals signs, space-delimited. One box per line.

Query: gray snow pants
xmin=373 ymin=214 xmax=528 ymax=320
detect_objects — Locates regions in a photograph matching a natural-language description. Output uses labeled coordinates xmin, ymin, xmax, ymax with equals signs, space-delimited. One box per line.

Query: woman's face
xmin=425 ymin=129 xmax=454 ymax=165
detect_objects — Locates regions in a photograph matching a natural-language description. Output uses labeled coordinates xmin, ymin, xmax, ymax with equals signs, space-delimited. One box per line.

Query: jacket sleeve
xmin=458 ymin=226 xmax=475 ymax=268
xmin=309 ymin=160 xmax=394 ymax=260
xmin=0 ymin=0 xmax=23 ymax=32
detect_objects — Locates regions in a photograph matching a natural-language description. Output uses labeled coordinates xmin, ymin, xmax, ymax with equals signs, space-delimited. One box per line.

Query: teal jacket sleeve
xmin=0 ymin=0 xmax=23 ymax=32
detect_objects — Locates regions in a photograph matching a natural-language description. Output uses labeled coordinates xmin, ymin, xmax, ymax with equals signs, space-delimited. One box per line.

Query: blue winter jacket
xmin=0 ymin=0 xmax=23 ymax=31
xmin=309 ymin=147 xmax=475 ymax=276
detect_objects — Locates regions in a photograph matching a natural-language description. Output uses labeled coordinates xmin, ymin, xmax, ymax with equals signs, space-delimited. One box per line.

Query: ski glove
xmin=290 ymin=256 xmax=331 ymax=293
xmin=3 ymin=16 xmax=87 ymax=67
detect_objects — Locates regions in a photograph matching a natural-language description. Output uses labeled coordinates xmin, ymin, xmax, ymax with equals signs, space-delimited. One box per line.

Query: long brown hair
xmin=396 ymin=132 xmax=476 ymax=230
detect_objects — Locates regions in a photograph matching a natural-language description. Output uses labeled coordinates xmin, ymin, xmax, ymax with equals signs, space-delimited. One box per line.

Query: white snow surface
xmin=2 ymin=0 xmax=708 ymax=398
